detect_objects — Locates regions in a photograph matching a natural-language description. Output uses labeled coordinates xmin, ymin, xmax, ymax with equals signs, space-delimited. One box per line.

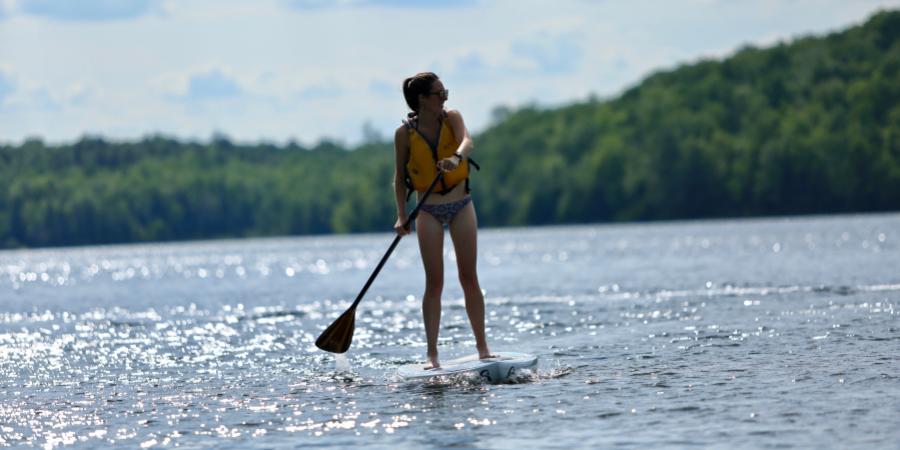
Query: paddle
xmin=315 ymin=172 xmax=444 ymax=353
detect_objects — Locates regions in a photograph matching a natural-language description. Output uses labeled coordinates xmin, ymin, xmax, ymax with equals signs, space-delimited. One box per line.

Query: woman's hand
xmin=394 ymin=214 xmax=411 ymax=235
xmin=437 ymin=154 xmax=462 ymax=172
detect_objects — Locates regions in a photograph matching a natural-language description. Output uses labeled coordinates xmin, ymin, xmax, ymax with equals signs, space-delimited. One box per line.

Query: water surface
xmin=1 ymin=213 xmax=898 ymax=448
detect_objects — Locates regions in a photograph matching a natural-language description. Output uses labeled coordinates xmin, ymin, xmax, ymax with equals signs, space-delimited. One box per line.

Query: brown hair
xmin=402 ymin=72 xmax=439 ymax=118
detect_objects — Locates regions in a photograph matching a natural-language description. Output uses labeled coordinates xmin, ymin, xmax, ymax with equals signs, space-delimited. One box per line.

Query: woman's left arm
xmin=446 ymin=109 xmax=473 ymax=161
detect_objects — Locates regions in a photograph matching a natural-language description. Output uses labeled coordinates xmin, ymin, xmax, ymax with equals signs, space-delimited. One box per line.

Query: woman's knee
xmin=457 ymin=270 xmax=480 ymax=291
xmin=424 ymin=276 xmax=444 ymax=297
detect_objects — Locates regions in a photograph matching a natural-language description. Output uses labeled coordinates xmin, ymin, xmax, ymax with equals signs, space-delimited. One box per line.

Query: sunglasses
xmin=427 ymin=89 xmax=449 ymax=99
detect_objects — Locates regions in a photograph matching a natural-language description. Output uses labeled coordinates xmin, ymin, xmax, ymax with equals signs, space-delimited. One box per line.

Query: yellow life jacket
xmin=404 ymin=112 xmax=473 ymax=196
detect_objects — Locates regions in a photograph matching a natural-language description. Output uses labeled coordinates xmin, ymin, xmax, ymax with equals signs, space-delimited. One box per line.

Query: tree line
xmin=2 ymin=10 xmax=899 ymax=249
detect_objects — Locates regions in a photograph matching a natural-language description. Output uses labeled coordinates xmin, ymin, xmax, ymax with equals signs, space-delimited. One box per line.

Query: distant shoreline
xmin=2 ymin=11 xmax=899 ymax=250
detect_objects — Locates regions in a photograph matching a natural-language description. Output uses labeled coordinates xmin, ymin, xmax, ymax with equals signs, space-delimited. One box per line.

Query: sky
xmin=1 ymin=0 xmax=899 ymax=147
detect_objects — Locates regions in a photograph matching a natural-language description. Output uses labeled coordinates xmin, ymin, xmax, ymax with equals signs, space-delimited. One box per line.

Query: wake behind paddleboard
xmin=398 ymin=351 xmax=537 ymax=383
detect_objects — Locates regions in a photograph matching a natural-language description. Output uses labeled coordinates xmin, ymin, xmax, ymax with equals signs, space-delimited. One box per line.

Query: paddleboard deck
xmin=398 ymin=351 xmax=537 ymax=383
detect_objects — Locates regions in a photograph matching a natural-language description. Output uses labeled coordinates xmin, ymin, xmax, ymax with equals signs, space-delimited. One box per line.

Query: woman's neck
xmin=417 ymin=108 xmax=441 ymax=125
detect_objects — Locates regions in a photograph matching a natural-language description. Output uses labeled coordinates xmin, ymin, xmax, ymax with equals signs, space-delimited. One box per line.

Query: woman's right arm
xmin=393 ymin=126 xmax=411 ymax=235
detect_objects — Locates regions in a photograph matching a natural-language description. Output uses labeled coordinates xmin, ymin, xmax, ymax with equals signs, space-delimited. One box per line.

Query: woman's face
xmin=419 ymin=80 xmax=447 ymax=113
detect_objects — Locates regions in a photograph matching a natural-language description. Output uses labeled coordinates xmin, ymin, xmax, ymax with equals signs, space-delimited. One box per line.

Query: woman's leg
xmin=449 ymin=201 xmax=492 ymax=359
xmin=416 ymin=212 xmax=445 ymax=369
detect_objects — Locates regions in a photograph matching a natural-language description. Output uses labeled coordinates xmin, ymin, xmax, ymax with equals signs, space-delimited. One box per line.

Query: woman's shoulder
xmin=394 ymin=124 xmax=410 ymax=143
xmin=444 ymin=109 xmax=466 ymax=133
xmin=444 ymin=108 xmax=463 ymax=120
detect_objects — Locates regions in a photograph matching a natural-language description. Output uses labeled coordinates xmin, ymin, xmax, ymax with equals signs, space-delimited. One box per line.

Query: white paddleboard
xmin=398 ymin=351 xmax=537 ymax=383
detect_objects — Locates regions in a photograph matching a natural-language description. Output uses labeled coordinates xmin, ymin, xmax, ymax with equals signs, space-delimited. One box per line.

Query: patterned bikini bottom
xmin=420 ymin=195 xmax=472 ymax=226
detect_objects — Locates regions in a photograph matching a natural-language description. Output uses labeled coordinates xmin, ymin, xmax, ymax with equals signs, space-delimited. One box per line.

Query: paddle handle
xmin=348 ymin=173 xmax=443 ymax=310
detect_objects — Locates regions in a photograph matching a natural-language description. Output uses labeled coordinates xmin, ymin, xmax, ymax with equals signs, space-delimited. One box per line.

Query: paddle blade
xmin=315 ymin=307 xmax=356 ymax=353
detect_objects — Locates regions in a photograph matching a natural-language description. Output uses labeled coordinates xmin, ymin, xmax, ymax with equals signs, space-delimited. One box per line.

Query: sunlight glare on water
xmin=0 ymin=214 xmax=898 ymax=448
xmin=334 ymin=353 xmax=352 ymax=372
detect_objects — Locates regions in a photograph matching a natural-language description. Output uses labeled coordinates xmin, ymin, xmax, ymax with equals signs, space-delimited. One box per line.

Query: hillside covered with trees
xmin=1 ymin=10 xmax=899 ymax=249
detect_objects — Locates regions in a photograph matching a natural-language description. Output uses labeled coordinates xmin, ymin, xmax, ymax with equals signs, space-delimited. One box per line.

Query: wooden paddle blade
xmin=315 ymin=307 xmax=356 ymax=353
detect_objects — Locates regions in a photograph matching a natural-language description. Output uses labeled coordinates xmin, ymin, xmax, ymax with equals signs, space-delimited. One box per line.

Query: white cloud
xmin=510 ymin=31 xmax=585 ymax=75
xmin=63 ymin=83 xmax=91 ymax=106
xmin=0 ymin=68 xmax=91 ymax=111
xmin=285 ymin=0 xmax=477 ymax=11
xmin=29 ymin=87 xmax=61 ymax=111
xmin=368 ymin=79 xmax=397 ymax=98
xmin=0 ymin=70 xmax=13 ymax=106
xmin=295 ymin=82 xmax=343 ymax=101
xmin=1 ymin=0 xmax=899 ymax=145
xmin=0 ymin=0 xmax=12 ymax=19
xmin=453 ymin=50 xmax=497 ymax=82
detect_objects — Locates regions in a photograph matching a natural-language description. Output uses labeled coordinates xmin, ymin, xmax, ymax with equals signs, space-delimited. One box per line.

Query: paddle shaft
xmin=347 ymin=172 xmax=444 ymax=311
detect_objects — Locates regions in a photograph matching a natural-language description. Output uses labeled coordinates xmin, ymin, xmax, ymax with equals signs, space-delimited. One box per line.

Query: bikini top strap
xmin=403 ymin=110 xmax=448 ymax=129
xmin=402 ymin=113 xmax=417 ymax=130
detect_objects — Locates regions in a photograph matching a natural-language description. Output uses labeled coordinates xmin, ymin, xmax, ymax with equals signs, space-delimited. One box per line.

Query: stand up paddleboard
xmin=398 ymin=351 xmax=537 ymax=383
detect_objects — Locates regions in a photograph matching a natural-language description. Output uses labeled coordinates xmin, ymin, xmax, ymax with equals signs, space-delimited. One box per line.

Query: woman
xmin=393 ymin=72 xmax=492 ymax=369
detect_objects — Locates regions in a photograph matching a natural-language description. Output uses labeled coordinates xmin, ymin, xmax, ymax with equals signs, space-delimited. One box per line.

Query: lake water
xmin=1 ymin=213 xmax=898 ymax=448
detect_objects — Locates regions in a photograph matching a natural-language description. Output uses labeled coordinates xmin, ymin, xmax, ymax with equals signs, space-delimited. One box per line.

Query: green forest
xmin=2 ymin=10 xmax=899 ymax=249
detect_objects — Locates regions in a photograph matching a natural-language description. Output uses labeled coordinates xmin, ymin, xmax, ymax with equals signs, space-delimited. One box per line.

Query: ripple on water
xmin=1 ymin=217 xmax=900 ymax=447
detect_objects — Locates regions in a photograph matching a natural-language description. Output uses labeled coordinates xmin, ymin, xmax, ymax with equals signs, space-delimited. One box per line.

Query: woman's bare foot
xmin=424 ymin=351 xmax=441 ymax=370
xmin=478 ymin=347 xmax=496 ymax=360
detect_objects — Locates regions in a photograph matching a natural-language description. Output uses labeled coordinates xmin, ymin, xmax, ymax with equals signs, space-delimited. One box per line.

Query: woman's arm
xmin=393 ymin=126 xmax=412 ymax=235
xmin=438 ymin=109 xmax=473 ymax=172
xmin=446 ymin=108 xmax=473 ymax=160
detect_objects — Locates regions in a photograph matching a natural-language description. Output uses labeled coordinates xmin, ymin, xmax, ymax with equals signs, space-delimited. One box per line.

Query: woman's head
xmin=402 ymin=72 xmax=448 ymax=116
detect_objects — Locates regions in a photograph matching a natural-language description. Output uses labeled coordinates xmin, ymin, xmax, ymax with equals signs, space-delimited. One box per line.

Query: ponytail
xmin=402 ymin=72 xmax=439 ymax=118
